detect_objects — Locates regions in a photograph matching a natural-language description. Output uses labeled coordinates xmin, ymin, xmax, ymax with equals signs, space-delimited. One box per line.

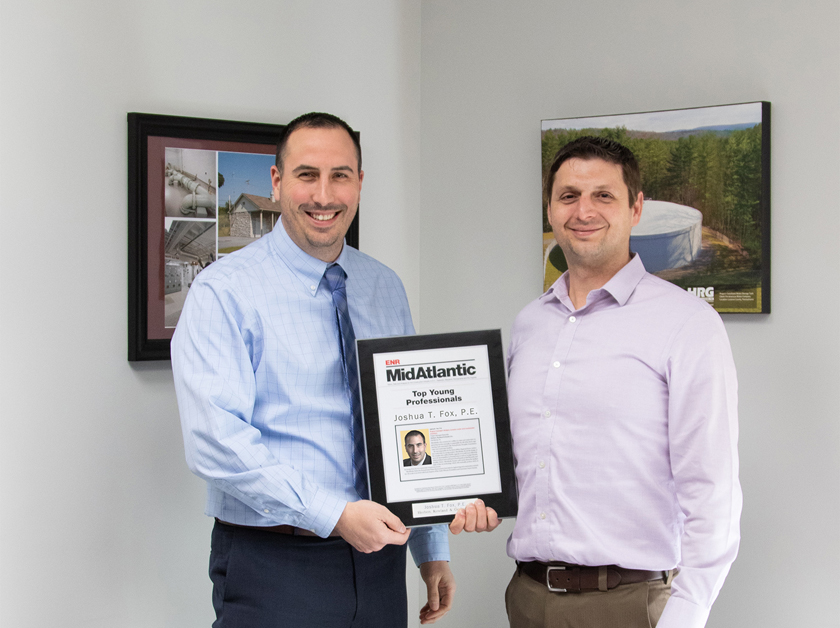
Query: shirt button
xmin=539 ymin=461 xmax=545 ymax=469
xmin=544 ymin=410 xmax=551 ymax=418
xmin=553 ymin=361 xmax=560 ymax=368
xmin=539 ymin=512 xmax=547 ymax=520
xmin=263 ymin=509 xmax=270 ymax=513
xmin=569 ymin=316 xmax=576 ymax=322
xmin=310 ymin=285 xmax=316 ymax=291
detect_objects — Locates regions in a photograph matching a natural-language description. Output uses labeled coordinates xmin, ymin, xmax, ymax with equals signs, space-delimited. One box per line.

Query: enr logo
xmin=385 ymin=359 xmax=400 ymax=365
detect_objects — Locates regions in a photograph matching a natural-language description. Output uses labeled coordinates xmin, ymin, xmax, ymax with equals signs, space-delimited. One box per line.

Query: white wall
xmin=2 ymin=0 xmax=839 ymax=627
xmin=0 ymin=1 xmax=423 ymax=626
xmin=419 ymin=1 xmax=840 ymax=627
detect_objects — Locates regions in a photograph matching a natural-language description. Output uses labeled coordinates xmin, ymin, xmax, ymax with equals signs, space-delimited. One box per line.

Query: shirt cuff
xmin=407 ymin=524 xmax=450 ymax=566
xmin=657 ymin=595 xmax=711 ymax=628
xmin=295 ymin=488 xmax=347 ymax=538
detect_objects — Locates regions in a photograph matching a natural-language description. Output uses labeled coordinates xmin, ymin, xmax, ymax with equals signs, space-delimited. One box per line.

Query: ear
xmin=546 ymin=198 xmax=556 ymax=231
xmin=270 ymin=165 xmax=282 ymax=201
xmin=630 ymin=192 xmax=643 ymax=227
xmin=358 ymin=169 xmax=364 ymax=191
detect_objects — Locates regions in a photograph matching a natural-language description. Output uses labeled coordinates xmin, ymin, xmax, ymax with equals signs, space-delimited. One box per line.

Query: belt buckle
xmin=546 ymin=565 xmax=568 ymax=593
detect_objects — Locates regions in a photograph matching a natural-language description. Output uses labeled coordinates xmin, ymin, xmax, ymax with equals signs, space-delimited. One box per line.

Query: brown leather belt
xmin=215 ymin=518 xmax=339 ymax=538
xmin=519 ymin=561 xmax=668 ymax=593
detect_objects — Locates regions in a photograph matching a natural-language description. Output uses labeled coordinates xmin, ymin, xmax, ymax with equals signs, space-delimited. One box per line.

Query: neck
xmin=566 ymin=255 xmax=631 ymax=310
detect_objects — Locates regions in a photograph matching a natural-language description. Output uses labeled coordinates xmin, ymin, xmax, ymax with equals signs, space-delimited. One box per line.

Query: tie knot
xmin=325 ymin=264 xmax=346 ymax=294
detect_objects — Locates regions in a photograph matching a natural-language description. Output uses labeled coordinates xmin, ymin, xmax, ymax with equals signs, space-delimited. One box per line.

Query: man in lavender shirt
xmin=462 ymin=137 xmax=741 ymax=628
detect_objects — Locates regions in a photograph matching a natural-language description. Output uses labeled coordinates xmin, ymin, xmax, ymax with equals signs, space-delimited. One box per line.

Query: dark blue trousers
xmin=209 ymin=521 xmax=408 ymax=628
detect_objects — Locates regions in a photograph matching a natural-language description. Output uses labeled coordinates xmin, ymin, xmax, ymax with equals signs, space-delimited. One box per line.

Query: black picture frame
xmin=127 ymin=112 xmax=361 ymax=361
xmin=357 ymin=329 xmax=518 ymax=527
xmin=541 ymin=101 xmax=770 ymax=314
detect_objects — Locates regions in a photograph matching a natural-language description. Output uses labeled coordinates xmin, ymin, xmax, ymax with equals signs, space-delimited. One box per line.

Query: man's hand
xmin=333 ymin=500 xmax=410 ymax=553
xmin=419 ymin=561 xmax=456 ymax=624
xmin=449 ymin=498 xmax=502 ymax=534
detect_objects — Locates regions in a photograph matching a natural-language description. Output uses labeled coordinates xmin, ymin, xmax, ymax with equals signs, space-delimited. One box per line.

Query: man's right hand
xmin=333 ymin=500 xmax=411 ymax=553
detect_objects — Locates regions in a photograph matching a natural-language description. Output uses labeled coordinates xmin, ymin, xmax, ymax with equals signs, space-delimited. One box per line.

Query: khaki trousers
xmin=505 ymin=567 xmax=671 ymax=628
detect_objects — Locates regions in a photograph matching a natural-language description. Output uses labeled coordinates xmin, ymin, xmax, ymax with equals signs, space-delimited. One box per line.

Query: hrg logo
xmin=686 ymin=287 xmax=715 ymax=303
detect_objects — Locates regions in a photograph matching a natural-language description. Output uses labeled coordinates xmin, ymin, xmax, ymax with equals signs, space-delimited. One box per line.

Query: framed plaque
xmin=357 ymin=329 xmax=518 ymax=527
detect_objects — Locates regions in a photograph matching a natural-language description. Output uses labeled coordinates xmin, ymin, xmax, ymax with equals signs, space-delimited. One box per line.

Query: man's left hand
xmin=449 ymin=498 xmax=501 ymax=534
xmin=419 ymin=560 xmax=456 ymax=624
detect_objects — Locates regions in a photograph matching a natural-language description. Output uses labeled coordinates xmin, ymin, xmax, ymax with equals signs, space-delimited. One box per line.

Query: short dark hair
xmin=404 ymin=430 xmax=425 ymax=444
xmin=543 ymin=136 xmax=641 ymax=207
xmin=275 ymin=112 xmax=362 ymax=175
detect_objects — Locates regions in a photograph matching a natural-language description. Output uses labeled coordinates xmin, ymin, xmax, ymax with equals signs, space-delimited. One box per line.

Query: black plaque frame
xmin=357 ymin=329 xmax=518 ymax=527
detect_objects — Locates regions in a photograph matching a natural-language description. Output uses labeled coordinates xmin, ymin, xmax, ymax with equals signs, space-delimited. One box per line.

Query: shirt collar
xmin=601 ymin=253 xmax=647 ymax=306
xmin=541 ymin=253 xmax=647 ymax=309
xmin=269 ymin=219 xmax=351 ymax=296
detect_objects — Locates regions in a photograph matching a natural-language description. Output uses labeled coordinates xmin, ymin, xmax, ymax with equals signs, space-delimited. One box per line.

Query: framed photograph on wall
xmin=127 ymin=113 xmax=361 ymax=361
xmin=541 ymin=102 xmax=771 ymax=314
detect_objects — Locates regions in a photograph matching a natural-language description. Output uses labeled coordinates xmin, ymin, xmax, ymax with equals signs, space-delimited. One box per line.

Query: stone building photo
xmin=217 ymin=151 xmax=277 ymax=254
xmin=229 ymin=193 xmax=281 ymax=238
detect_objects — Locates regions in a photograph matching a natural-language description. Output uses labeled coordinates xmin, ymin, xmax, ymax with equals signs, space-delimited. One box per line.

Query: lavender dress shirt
xmin=507 ymin=254 xmax=741 ymax=628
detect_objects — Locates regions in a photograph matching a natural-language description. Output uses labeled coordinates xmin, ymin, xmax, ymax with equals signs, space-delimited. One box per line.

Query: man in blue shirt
xmin=173 ymin=112 xmax=454 ymax=627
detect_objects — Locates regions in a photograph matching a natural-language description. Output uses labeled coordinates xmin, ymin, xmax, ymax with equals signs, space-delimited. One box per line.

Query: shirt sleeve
xmin=172 ymin=275 xmax=347 ymax=538
xmin=407 ymin=524 xmax=451 ymax=566
xmin=658 ymin=308 xmax=742 ymax=628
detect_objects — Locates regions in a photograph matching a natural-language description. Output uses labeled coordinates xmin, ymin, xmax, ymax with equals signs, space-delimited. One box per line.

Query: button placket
xmin=536 ymin=308 xmax=582 ymax=555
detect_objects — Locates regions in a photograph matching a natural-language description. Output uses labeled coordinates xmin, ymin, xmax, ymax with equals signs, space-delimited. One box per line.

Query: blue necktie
xmin=324 ymin=264 xmax=368 ymax=500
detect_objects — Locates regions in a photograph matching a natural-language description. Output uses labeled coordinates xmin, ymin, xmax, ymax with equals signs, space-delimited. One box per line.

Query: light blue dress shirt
xmin=172 ymin=220 xmax=449 ymax=565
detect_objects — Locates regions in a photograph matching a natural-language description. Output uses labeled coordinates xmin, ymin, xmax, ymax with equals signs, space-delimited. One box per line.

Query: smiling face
xmin=405 ymin=434 xmax=426 ymax=464
xmin=547 ymin=157 xmax=643 ymax=278
xmin=270 ymin=126 xmax=363 ymax=262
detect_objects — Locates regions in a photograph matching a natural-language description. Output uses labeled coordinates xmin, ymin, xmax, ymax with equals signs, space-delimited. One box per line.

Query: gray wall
xmin=419 ymin=1 xmax=840 ymax=627
xmin=0 ymin=1 xmax=424 ymax=625
xmin=1 ymin=0 xmax=838 ymax=627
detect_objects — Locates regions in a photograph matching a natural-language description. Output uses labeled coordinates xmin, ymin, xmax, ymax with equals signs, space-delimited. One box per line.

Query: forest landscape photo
xmin=542 ymin=102 xmax=770 ymax=313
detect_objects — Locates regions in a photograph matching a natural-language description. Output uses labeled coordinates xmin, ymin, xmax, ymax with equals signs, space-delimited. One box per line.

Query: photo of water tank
xmin=541 ymin=101 xmax=770 ymax=313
